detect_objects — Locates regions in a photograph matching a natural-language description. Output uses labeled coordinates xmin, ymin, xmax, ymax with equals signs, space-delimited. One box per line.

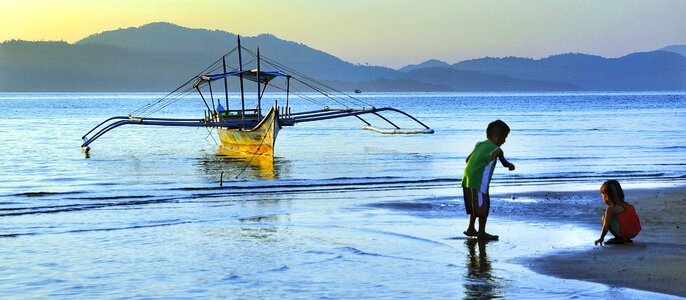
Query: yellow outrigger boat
xmin=81 ymin=37 xmax=433 ymax=158
xmin=215 ymin=106 xmax=279 ymax=156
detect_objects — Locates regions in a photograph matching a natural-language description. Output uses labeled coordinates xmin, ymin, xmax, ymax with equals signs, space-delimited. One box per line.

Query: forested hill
xmin=1 ymin=22 xmax=684 ymax=92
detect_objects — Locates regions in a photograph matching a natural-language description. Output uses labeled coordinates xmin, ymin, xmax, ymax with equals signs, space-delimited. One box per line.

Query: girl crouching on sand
xmin=595 ymin=180 xmax=641 ymax=245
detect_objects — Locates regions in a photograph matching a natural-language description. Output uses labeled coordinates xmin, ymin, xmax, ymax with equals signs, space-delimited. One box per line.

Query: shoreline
xmin=515 ymin=185 xmax=686 ymax=297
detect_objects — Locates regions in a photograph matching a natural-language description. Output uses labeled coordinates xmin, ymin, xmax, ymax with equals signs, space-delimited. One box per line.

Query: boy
xmin=462 ymin=120 xmax=515 ymax=240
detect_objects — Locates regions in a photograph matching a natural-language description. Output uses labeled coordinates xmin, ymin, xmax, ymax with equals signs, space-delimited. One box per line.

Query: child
xmin=595 ymin=180 xmax=641 ymax=245
xmin=462 ymin=120 xmax=515 ymax=240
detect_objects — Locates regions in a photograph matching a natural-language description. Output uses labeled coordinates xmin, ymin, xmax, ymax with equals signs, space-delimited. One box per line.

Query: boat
xmin=81 ymin=36 xmax=433 ymax=158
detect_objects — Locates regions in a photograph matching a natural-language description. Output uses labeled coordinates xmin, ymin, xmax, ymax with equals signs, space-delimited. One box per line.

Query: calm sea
xmin=1 ymin=92 xmax=684 ymax=299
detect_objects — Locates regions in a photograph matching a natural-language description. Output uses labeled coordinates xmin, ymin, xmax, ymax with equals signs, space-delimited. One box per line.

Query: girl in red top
xmin=595 ymin=180 xmax=641 ymax=245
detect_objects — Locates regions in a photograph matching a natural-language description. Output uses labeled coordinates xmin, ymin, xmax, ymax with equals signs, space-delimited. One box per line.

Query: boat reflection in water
xmin=197 ymin=146 xmax=288 ymax=181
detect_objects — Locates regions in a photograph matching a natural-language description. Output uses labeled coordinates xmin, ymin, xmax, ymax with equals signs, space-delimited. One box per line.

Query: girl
xmin=595 ymin=180 xmax=641 ymax=245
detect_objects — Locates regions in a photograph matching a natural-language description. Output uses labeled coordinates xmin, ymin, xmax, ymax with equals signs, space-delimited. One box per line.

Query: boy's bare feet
xmin=463 ymin=229 xmax=478 ymax=237
xmin=477 ymin=232 xmax=499 ymax=241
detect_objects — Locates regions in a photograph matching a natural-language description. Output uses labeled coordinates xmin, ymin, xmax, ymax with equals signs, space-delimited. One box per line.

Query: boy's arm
xmin=490 ymin=148 xmax=515 ymax=171
xmin=595 ymin=208 xmax=613 ymax=245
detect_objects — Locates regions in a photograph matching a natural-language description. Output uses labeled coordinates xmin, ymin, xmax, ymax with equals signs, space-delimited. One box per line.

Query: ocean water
xmin=1 ymin=92 xmax=685 ymax=299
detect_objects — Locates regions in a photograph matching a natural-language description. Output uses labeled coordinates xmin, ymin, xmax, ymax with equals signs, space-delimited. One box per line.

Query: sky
xmin=1 ymin=0 xmax=685 ymax=68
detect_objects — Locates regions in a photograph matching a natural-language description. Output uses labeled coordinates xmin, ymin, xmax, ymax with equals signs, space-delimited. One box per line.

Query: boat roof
xmin=194 ymin=69 xmax=290 ymax=88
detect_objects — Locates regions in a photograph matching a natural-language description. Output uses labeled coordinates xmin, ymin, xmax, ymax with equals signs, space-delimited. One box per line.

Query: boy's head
xmin=487 ymin=120 xmax=510 ymax=146
xmin=600 ymin=180 xmax=624 ymax=204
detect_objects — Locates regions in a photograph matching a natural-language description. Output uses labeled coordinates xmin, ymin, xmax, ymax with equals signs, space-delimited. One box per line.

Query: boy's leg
xmin=476 ymin=192 xmax=498 ymax=240
xmin=463 ymin=188 xmax=477 ymax=236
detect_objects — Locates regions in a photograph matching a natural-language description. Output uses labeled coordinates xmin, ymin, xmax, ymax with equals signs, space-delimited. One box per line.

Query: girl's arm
xmin=595 ymin=207 xmax=613 ymax=245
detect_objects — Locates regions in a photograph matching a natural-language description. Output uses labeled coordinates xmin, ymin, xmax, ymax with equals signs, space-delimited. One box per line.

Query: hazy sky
xmin=2 ymin=0 xmax=685 ymax=68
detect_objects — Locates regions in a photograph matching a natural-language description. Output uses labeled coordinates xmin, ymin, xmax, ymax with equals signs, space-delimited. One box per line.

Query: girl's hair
xmin=601 ymin=180 xmax=625 ymax=203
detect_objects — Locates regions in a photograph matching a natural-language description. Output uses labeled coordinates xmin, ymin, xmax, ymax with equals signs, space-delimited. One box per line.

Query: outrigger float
xmin=81 ymin=37 xmax=433 ymax=158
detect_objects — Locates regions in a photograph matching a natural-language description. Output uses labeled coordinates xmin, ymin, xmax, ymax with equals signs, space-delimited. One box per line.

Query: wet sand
xmin=518 ymin=186 xmax=686 ymax=297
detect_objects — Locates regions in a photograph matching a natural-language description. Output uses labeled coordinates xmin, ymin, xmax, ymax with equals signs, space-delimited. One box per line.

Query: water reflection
xmin=238 ymin=212 xmax=292 ymax=242
xmin=196 ymin=146 xmax=292 ymax=180
xmin=464 ymin=239 xmax=503 ymax=299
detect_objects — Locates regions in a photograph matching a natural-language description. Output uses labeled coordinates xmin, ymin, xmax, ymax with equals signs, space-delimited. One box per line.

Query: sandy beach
xmin=519 ymin=185 xmax=686 ymax=297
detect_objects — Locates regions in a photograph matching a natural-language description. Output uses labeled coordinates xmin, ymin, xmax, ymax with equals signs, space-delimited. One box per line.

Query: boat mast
xmin=256 ymin=48 xmax=261 ymax=118
xmin=238 ymin=35 xmax=246 ymax=120
xmin=222 ymin=56 xmax=229 ymax=112
xmin=286 ymin=75 xmax=290 ymax=117
xmin=208 ymin=80 xmax=215 ymax=108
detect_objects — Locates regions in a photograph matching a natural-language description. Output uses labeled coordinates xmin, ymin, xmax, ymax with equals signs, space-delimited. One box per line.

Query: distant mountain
xmin=399 ymin=67 xmax=579 ymax=91
xmin=76 ymin=22 xmax=399 ymax=82
xmin=0 ymin=22 xmax=402 ymax=91
xmin=0 ymin=40 xmax=195 ymax=91
xmin=660 ymin=45 xmax=686 ymax=58
xmin=1 ymin=22 xmax=684 ymax=91
xmin=452 ymin=51 xmax=686 ymax=90
xmin=398 ymin=59 xmax=450 ymax=72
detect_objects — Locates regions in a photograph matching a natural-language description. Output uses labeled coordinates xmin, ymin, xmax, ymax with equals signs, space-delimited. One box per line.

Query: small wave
xmin=238 ymin=215 xmax=281 ymax=223
xmin=328 ymin=176 xmax=402 ymax=181
xmin=302 ymin=255 xmax=344 ymax=266
xmin=267 ymin=265 xmax=290 ymax=272
xmin=0 ymin=197 xmax=179 ymax=217
xmin=177 ymin=177 xmax=456 ymax=192
xmin=221 ymin=275 xmax=242 ymax=281
xmin=366 ymin=202 xmax=433 ymax=211
xmin=337 ymin=246 xmax=382 ymax=257
xmin=0 ymin=219 xmax=198 ymax=238
xmin=93 ymin=182 xmax=120 ymax=186
xmin=515 ymin=156 xmax=602 ymax=161
xmin=304 ymin=250 xmax=337 ymax=255
xmin=66 ymin=195 xmax=154 ymax=201
xmin=505 ymin=172 xmax=669 ymax=182
xmin=12 ymin=191 xmax=85 ymax=197
xmin=0 ymin=233 xmax=33 ymax=238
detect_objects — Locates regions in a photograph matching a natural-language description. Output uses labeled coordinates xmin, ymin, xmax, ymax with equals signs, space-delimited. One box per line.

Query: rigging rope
xmin=204 ymin=127 xmax=218 ymax=145
xmin=129 ymin=47 xmax=239 ymax=117
xmin=234 ymin=117 xmax=274 ymax=179
xmin=128 ymin=44 xmax=375 ymax=120
xmin=246 ymin=48 xmax=374 ymax=108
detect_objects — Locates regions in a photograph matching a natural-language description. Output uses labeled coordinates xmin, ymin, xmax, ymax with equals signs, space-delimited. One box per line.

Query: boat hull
xmin=217 ymin=107 xmax=280 ymax=156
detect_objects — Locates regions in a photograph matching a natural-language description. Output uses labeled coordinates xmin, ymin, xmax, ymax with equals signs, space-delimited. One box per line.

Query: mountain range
xmin=1 ymin=22 xmax=684 ymax=92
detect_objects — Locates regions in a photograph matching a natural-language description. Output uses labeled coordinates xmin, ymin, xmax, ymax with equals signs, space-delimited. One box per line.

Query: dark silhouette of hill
xmin=452 ymin=51 xmax=686 ymax=90
xmin=1 ymin=22 xmax=683 ymax=92
xmin=1 ymin=22 xmax=404 ymax=91
xmin=660 ymin=45 xmax=686 ymax=58
xmin=398 ymin=59 xmax=450 ymax=72
xmin=400 ymin=67 xmax=579 ymax=91
xmin=76 ymin=22 xmax=399 ymax=83
xmin=0 ymin=39 xmax=196 ymax=91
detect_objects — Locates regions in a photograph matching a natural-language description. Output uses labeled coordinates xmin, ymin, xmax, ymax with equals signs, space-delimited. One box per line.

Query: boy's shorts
xmin=463 ymin=187 xmax=490 ymax=218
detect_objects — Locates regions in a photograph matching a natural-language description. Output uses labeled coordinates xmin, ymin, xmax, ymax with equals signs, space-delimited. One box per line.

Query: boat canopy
xmin=194 ymin=69 xmax=289 ymax=88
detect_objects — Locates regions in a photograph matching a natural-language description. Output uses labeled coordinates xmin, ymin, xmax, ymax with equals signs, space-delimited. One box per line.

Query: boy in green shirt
xmin=462 ymin=120 xmax=515 ymax=240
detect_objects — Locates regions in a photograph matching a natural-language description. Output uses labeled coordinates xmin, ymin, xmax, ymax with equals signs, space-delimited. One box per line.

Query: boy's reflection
xmin=464 ymin=239 xmax=502 ymax=299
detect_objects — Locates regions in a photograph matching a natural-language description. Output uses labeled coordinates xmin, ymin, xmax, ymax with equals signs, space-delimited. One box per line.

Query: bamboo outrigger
xmin=81 ymin=36 xmax=433 ymax=158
